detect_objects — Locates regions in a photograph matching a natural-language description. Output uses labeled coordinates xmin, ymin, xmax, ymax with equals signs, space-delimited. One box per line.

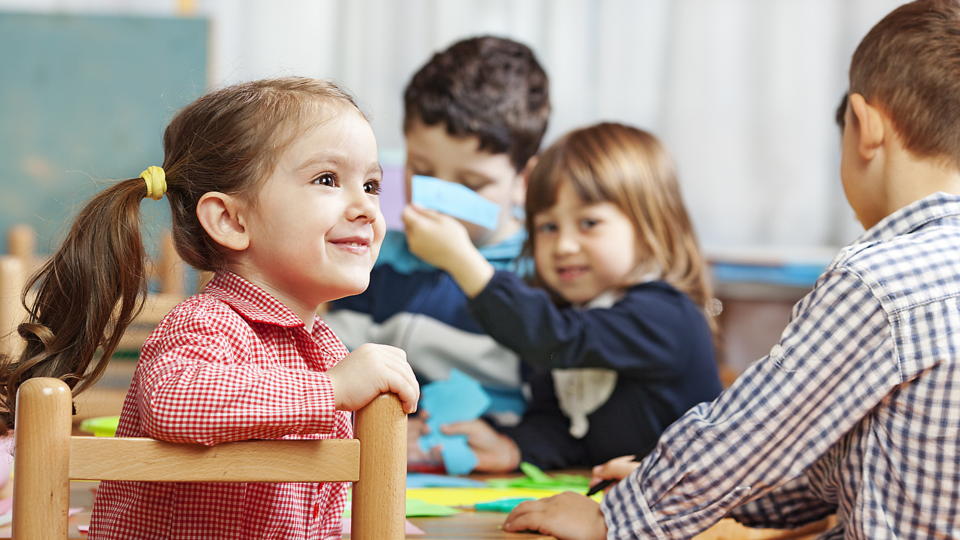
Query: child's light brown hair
xmin=0 ymin=77 xmax=361 ymax=431
xmin=525 ymin=122 xmax=714 ymax=327
xmin=850 ymin=0 xmax=960 ymax=168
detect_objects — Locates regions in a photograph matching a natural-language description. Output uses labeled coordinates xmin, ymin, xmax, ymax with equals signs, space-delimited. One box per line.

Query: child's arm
xmin=135 ymin=309 xmax=417 ymax=445
xmin=402 ymin=205 xmax=494 ymax=297
xmin=469 ymin=271 xmax=705 ymax=376
xmin=726 ymin=476 xmax=836 ymax=530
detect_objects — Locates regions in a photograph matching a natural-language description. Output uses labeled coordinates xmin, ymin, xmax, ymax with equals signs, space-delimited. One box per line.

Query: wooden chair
xmin=13 ymin=378 xmax=407 ymax=539
xmin=0 ymin=255 xmax=27 ymax=359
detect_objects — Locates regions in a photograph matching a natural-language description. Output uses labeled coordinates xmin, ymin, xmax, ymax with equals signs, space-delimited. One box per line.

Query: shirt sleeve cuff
xmin=601 ymin=474 xmax=668 ymax=539
xmin=298 ymin=371 xmax=339 ymax=435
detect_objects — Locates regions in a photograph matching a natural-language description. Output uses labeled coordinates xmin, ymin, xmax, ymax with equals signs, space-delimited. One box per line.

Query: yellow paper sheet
xmin=406 ymin=487 xmax=573 ymax=506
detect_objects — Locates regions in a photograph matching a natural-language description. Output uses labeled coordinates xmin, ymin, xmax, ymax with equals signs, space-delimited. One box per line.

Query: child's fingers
xmin=438 ymin=420 xmax=475 ymax=436
xmin=401 ymin=206 xmax=422 ymax=229
xmin=503 ymin=499 xmax=547 ymax=532
xmin=591 ymin=454 xmax=639 ymax=483
xmin=383 ymin=358 xmax=420 ymax=413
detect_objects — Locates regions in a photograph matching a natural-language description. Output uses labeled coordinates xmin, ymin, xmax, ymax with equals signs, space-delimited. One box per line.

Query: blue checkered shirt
xmin=602 ymin=192 xmax=960 ymax=539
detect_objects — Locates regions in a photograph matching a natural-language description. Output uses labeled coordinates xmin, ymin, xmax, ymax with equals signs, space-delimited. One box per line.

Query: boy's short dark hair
xmin=850 ymin=0 xmax=960 ymax=168
xmin=403 ymin=36 xmax=550 ymax=172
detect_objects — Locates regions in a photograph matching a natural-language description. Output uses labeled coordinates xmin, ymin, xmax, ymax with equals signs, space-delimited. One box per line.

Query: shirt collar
xmin=203 ymin=271 xmax=307 ymax=329
xmin=854 ymin=192 xmax=960 ymax=246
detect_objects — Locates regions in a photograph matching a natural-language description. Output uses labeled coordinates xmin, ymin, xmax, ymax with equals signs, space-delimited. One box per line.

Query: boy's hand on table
xmin=504 ymin=492 xmax=607 ymax=539
xmin=407 ymin=411 xmax=443 ymax=466
xmin=402 ymin=205 xmax=494 ymax=298
xmin=328 ymin=343 xmax=420 ymax=414
xmin=440 ymin=419 xmax=520 ymax=473
xmin=591 ymin=454 xmax=640 ymax=490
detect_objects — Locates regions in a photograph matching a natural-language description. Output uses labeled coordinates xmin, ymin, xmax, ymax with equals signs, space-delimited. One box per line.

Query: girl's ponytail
xmin=0 ymin=177 xmax=152 ymax=433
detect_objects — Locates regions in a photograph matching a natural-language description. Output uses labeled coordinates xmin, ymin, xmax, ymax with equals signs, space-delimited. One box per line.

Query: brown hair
xmin=403 ymin=35 xmax=550 ymax=172
xmin=525 ymin=122 xmax=715 ymax=330
xmin=850 ymin=0 xmax=960 ymax=168
xmin=0 ymin=77 xmax=361 ymax=432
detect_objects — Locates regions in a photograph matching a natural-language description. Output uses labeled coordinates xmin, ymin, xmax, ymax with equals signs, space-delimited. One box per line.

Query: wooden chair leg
xmin=13 ymin=378 xmax=73 ymax=539
xmin=352 ymin=394 xmax=406 ymax=539
xmin=0 ymin=256 xmax=26 ymax=358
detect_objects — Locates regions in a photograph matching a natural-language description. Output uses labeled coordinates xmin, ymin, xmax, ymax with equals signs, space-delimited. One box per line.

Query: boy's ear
xmin=513 ymin=155 xmax=538 ymax=206
xmin=848 ymin=93 xmax=886 ymax=160
xmin=196 ymin=192 xmax=250 ymax=251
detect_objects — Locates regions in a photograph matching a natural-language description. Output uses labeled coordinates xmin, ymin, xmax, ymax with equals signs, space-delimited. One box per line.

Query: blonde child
xmin=506 ymin=1 xmax=960 ymax=537
xmin=0 ymin=77 xmax=418 ymax=538
xmin=403 ymin=122 xmax=722 ymax=472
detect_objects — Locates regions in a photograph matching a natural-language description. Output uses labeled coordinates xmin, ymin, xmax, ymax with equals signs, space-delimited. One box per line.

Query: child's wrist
xmin=450 ymin=251 xmax=494 ymax=298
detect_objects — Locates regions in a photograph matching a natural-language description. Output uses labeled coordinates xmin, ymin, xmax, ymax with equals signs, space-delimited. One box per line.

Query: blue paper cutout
xmin=418 ymin=369 xmax=491 ymax=475
xmin=406 ymin=473 xmax=486 ymax=488
xmin=439 ymin=436 xmax=478 ymax=476
xmin=412 ymin=175 xmax=501 ymax=230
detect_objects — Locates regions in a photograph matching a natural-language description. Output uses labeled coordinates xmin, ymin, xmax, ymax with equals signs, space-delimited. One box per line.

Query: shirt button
xmin=769 ymin=344 xmax=784 ymax=359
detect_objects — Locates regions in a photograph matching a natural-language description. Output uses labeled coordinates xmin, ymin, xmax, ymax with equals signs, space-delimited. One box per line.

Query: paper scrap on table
xmin=485 ymin=461 xmax=591 ymax=492
xmin=341 ymin=516 xmax=425 ymax=535
xmin=343 ymin=497 xmax=459 ymax=518
xmin=406 ymin=487 xmax=565 ymax=507
xmin=418 ymin=369 xmax=491 ymax=475
xmin=411 ymin=175 xmax=500 ymax=230
xmin=407 ymin=473 xmax=485 ymax=488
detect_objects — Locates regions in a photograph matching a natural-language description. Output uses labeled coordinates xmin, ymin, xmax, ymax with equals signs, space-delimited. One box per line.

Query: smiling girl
xmin=403 ymin=122 xmax=722 ymax=472
xmin=0 ymin=78 xmax=418 ymax=538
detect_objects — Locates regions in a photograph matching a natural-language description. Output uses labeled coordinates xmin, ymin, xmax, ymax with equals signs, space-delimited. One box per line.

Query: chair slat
xmin=70 ymin=437 xmax=359 ymax=482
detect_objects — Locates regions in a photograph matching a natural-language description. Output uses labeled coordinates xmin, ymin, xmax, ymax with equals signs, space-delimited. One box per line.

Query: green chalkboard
xmin=0 ymin=11 xmax=208 ymax=255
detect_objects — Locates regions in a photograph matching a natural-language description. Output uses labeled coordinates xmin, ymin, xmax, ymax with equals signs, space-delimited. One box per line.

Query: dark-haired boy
xmin=326 ymin=36 xmax=550 ymax=465
xmin=505 ymin=1 xmax=960 ymax=537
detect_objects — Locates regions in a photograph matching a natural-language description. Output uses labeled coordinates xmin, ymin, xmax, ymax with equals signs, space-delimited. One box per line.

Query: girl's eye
xmin=312 ymin=172 xmax=337 ymax=186
xmin=364 ymin=179 xmax=382 ymax=195
xmin=580 ymin=218 xmax=600 ymax=229
xmin=535 ymin=222 xmax=558 ymax=234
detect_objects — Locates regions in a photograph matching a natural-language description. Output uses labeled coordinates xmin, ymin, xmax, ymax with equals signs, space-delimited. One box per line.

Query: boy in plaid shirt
xmin=505 ymin=1 xmax=960 ymax=538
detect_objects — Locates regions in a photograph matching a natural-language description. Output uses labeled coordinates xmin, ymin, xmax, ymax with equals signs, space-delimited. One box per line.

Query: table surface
xmin=3 ymin=478 xmax=829 ymax=540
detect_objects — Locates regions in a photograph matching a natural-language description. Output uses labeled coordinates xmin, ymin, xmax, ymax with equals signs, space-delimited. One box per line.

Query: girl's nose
xmin=345 ymin=188 xmax=378 ymax=223
xmin=555 ymin=228 xmax=580 ymax=256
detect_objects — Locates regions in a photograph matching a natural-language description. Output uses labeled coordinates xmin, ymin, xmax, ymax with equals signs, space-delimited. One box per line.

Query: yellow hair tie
xmin=140 ymin=166 xmax=167 ymax=200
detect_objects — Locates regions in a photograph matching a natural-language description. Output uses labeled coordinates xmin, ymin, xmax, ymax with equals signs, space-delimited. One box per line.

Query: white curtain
xmin=1 ymin=0 xmax=906 ymax=251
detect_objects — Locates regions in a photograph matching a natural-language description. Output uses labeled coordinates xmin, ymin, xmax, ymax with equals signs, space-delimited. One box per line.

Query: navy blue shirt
xmin=469 ymin=270 xmax=723 ymax=469
xmin=326 ymin=230 xmax=529 ymax=422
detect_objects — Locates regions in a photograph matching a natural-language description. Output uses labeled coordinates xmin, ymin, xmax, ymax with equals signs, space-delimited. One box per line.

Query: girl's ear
xmin=196 ymin=192 xmax=250 ymax=251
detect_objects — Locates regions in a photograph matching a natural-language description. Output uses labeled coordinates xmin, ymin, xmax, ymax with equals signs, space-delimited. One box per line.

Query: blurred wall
xmin=0 ymin=0 xmax=905 ymax=254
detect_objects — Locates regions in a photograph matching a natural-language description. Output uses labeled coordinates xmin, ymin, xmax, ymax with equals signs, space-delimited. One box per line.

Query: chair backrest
xmin=12 ymin=378 xmax=407 ymax=539
xmin=0 ymin=255 xmax=26 ymax=359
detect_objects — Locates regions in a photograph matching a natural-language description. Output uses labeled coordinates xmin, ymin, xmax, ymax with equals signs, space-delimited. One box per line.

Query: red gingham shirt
xmin=89 ymin=272 xmax=352 ymax=539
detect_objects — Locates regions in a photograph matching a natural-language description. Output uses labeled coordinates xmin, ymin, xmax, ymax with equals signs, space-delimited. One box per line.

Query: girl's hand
xmin=440 ymin=419 xmax=521 ymax=473
xmin=589 ymin=454 xmax=640 ymax=491
xmin=503 ymin=492 xmax=607 ymax=539
xmin=328 ymin=343 xmax=420 ymax=414
xmin=402 ymin=206 xmax=494 ymax=297
xmin=402 ymin=205 xmax=473 ymax=271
